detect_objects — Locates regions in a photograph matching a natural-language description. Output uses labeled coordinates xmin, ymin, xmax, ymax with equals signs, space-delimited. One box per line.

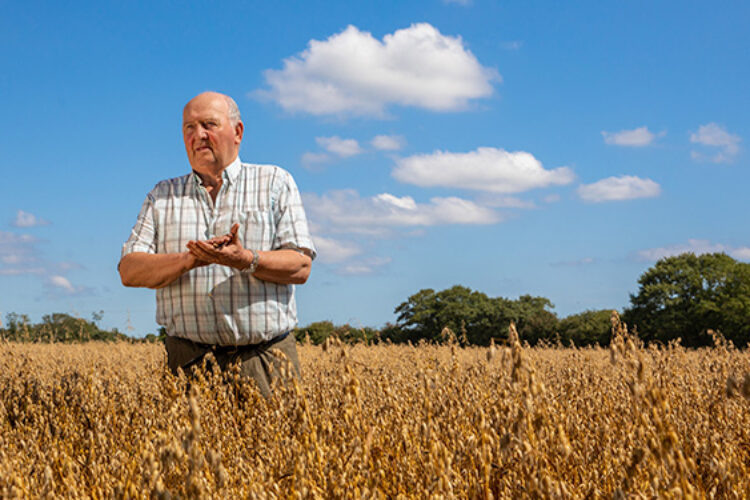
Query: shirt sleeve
xmin=272 ymin=172 xmax=317 ymax=260
xmin=121 ymin=192 xmax=158 ymax=259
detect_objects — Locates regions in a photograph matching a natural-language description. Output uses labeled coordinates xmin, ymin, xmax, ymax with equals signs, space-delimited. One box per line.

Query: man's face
xmin=182 ymin=94 xmax=243 ymax=173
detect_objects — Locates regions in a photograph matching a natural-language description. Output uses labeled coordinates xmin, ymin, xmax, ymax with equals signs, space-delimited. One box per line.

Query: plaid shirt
xmin=122 ymin=157 xmax=316 ymax=345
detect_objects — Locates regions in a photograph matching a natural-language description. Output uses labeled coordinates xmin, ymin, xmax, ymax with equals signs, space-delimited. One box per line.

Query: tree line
xmin=294 ymin=252 xmax=750 ymax=348
xmin=3 ymin=252 xmax=749 ymax=347
xmin=0 ymin=311 xmax=138 ymax=343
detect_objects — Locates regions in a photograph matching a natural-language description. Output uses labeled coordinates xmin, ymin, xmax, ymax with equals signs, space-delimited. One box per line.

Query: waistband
xmin=196 ymin=331 xmax=290 ymax=354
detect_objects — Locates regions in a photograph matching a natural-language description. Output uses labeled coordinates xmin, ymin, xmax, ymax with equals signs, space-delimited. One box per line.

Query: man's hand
xmin=187 ymin=252 xmax=211 ymax=269
xmin=186 ymin=223 xmax=253 ymax=270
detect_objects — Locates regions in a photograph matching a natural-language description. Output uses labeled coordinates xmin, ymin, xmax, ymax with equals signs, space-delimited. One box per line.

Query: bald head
xmin=182 ymin=92 xmax=244 ymax=175
xmin=184 ymin=92 xmax=241 ymax=126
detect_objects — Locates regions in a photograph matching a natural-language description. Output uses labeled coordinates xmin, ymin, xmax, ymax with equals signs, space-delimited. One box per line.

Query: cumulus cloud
xmin=690 ymin=123 xmax=741 ymax=163
xmin=577 ymin=176 xmax=661 ymax=203
xmin=371 ymin=134 xmax=406 ymax=151
xmin=257 ymin=23 xmax=499 ymax=117
xmin=337 ymin=257 xmax=392 ymax=275
xmin=393 ymin=147 xmax=574 ymax=193
xmin=313 ymin=236 xmax=363 ymax=263
xmin=602 ymin=126 xmax=663 ymax=147
xmin=316 ymin=136 xmax=363 ymax=157
xmin=48 ymin=275 xmax=75 ymax=293
xmin=304 ymin=189 xmax=501 ymax=235
xmin=476 ymin=194 xmax=536 ymax=209
xmin=12 ymin=210 xmax=50 ymax=228
xmin=44 ymin=275 xmax=92 ymax=296
xmin=637 ymin=239 xmax=750 ymax=262
xmin=300 ymin=152 xmax=331 ymax=169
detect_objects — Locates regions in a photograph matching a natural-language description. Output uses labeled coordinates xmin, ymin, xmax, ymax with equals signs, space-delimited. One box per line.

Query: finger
xmin=230 ymin=223 xmax=241 ymax=245
xmin=198 ymin=241 xmax=232 ymax=262
xmin=188 ymin=242 xmax=217 ymax=262
xmin=211 ymin=234 xmax=232 ymax=247
xmin=196 ymin=240 xmax=220 ymax=251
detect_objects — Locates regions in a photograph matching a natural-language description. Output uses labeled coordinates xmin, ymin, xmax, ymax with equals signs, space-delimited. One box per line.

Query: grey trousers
xmin=164 ymin=333 xmax=300 ymax=398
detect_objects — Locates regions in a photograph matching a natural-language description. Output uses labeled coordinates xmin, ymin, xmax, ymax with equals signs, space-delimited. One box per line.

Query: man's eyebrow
xmin=183 ymin=117 xmax=219 ymax=125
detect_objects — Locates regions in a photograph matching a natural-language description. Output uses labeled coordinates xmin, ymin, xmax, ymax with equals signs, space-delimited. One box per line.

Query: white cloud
xmin=637 ymin=239 xmax=750 ymax=262
xmin=304 ymin=189 xmax=501 ymax=235
xmin=476 ymin=194 xmax=536 ymax=209
xmin=371 ymin=134 xmax=406 ymax=151
xmin=301 ymin=152 xmax=331 ymax=168
xmin=602 ymin=126 xmax=662 ymax=147
xmin=0 ymin=231 xmax=39 ymax=270
xmin=257 ymin=23 xmax=499 ymax=117
xmin=0 ymin=231 xmax=89 ymax=298
xmin=690 ymin=123 xmax=741 ymax=163
xmin=313 ymin=236 xmax=362 ymax=263
xmin=0 ymin=267 xmax=46 ymax=276
xmin=393 ymin=147 xmax=575 ymax=193
xmin=44 ymin=275 xmax=92 ymax=297
xmin=444 ymin=0 xmax=472 ymax=5
xmin=577 ymin=176 xmax=661 ymax=203
xmin=12 ymin=210 xmax=50 ymax=228
xmin=337 ymin=257 xmax=392 ymax=275
xmin=316 ymin=136 xmax=363 ymax=157
xmin=542 ymin=194 xmax=561 ymax=204
xmin=48 ymin=275 xmax=75 ymax=293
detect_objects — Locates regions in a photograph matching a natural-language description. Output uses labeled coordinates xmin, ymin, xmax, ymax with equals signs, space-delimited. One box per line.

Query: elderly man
xmin=119 ymin=91 xmax=316 ymax=397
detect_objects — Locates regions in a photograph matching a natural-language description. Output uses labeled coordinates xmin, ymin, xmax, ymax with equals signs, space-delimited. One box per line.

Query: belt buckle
xmin=221 ymin=344 xmax=240 ymax=356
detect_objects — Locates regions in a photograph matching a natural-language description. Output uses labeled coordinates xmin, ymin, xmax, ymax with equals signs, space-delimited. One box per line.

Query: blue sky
xmin=1 ymin=1 xmax=748 ymax=335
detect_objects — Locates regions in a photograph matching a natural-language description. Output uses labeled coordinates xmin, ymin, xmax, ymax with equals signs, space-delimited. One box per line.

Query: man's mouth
xmin=195 ymin=145 xmax=212 ymax=153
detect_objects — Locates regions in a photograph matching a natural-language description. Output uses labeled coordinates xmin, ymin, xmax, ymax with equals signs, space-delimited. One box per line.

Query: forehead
xmin=182 ymin=96 xmax=229 ymax=123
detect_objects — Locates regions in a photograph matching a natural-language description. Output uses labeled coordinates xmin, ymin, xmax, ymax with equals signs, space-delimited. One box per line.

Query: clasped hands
xmin=186 ymin=223 xmax=254 ymax=271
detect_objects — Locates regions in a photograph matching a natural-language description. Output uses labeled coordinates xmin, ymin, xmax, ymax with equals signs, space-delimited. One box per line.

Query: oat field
xmin=1 ymin=320 xmax=749 ymax=499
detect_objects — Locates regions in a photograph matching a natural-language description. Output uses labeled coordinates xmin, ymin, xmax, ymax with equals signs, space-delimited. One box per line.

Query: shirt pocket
xmin=237 ymin=210 xmax=274 ymax=251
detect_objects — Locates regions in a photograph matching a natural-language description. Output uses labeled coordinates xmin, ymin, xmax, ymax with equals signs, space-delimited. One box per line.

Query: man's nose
xmin=196 ymin=125 xmax=209 ymax=138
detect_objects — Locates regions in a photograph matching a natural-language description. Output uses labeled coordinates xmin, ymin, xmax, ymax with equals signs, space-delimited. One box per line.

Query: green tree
xmin=294 ymin=320 xmax=336 ymax=344
xmin=558 ymin=309 xmax=613 ymax=346
xmin=509 ymin=295 xmax=558 ymax=345
xmin=393 ymin=286 xmax=503 ymax=345
xmin=391 ymin=286 xmax=558 ymax=345
xmin=1 ymin=313 xmax=32 ymax=341
xmin=623 ymin=252 xmax=750 ymax=346
xmin=1 ymin=312 xmax=129 ymax=343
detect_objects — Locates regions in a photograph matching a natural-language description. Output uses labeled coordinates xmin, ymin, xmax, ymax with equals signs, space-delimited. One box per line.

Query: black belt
xmin=197 ymin=331 xmax=290 ymax=355
xmin=182 ymin=332 xmax=290 ymax=371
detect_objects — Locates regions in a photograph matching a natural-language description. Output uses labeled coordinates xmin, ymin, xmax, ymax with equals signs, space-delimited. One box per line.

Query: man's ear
xmin=235 ymin=121 xmax=244 ymax=144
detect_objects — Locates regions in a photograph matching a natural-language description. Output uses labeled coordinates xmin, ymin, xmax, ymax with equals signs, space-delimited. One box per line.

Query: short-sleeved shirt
xmin=121 ymin=157 xmax=316 ymax=345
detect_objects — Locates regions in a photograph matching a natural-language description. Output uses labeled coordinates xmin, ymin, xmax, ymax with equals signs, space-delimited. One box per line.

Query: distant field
xmin=1 ymin=329 xmax=749 ymax=498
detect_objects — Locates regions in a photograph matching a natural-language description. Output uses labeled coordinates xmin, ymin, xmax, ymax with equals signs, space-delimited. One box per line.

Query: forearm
xmin=250 ymin=249 xmax=312 ymax=285
xmin=119 ymin=252 xmax=198 ymax=289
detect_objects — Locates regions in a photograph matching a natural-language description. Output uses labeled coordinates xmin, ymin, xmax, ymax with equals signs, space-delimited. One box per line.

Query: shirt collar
xmin=222 ymin=156 xmax=242 ymax=185
xmin=191 ymin=156 xmax=242 ymax=187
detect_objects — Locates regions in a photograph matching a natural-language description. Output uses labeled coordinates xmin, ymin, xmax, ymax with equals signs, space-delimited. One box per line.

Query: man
xmin=119 ymin=91 xmax=316 ymax=397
